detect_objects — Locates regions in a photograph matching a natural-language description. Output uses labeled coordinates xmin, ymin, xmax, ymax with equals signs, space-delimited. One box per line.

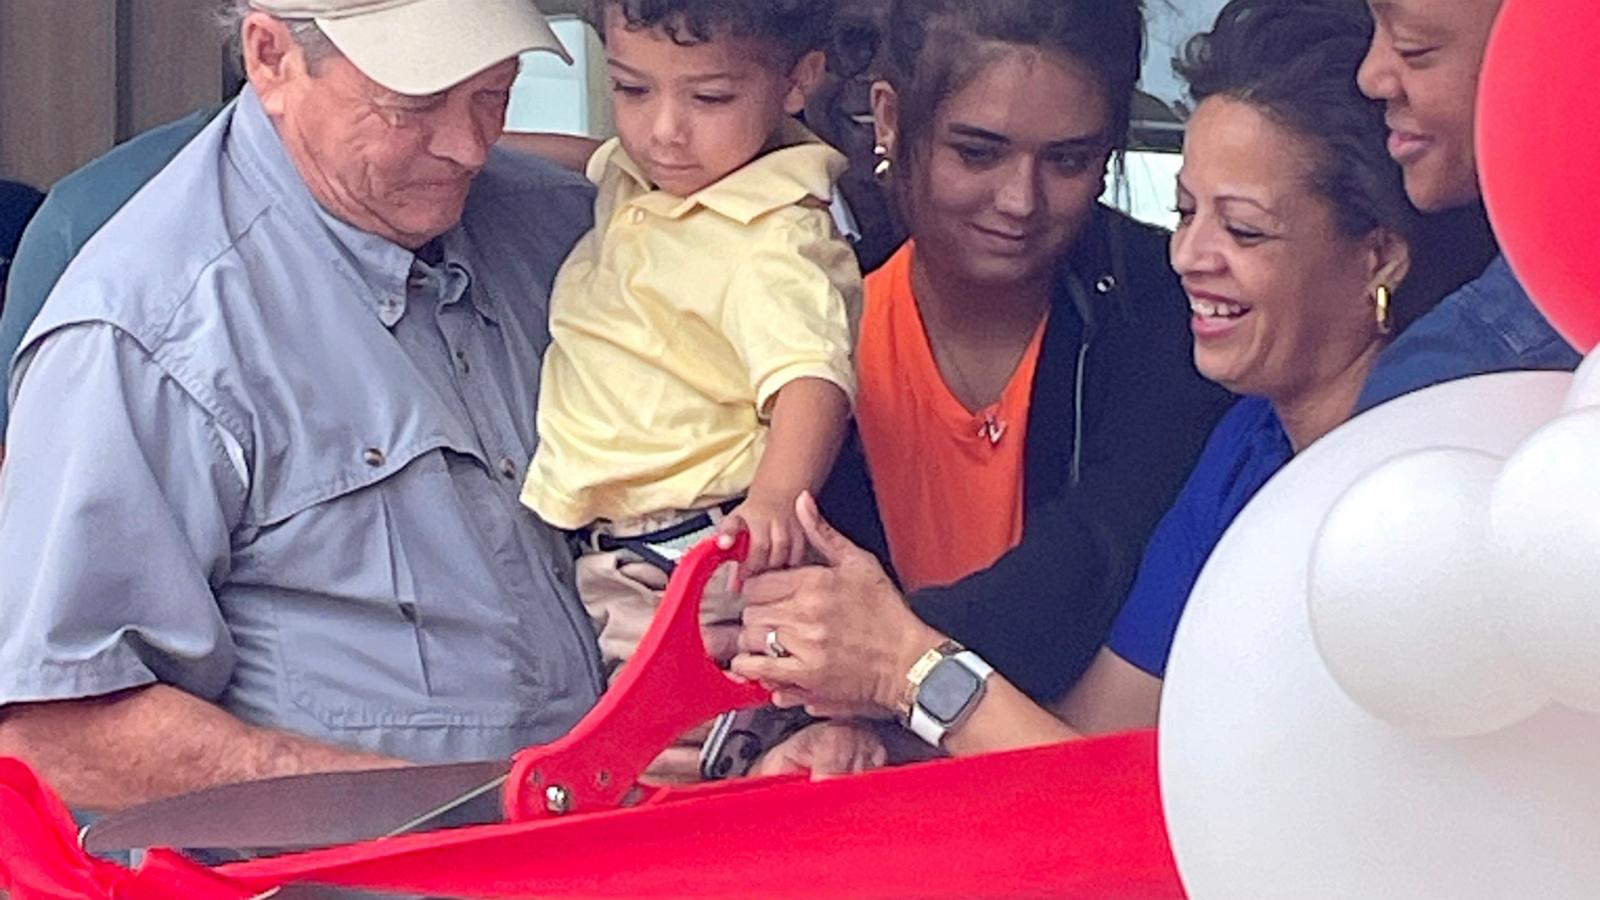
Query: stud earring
xmin=873 ymin=143 xmax=893 ymax=181
xmin=1375 ymin=284 xmax=1393 ymax=335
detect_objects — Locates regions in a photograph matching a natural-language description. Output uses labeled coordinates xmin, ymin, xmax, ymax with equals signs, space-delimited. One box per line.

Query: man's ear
xmin=784 ymin=50 xmax=827 ymax=116
xmin=870 ymin=81 xmax=899 ymax=154
xmin=242 ymin=12 xmax=305 ymax=115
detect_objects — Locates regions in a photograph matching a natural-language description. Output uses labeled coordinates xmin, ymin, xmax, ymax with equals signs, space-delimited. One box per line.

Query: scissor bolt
xmin=545 ymin=784 xmax=574 ymax=815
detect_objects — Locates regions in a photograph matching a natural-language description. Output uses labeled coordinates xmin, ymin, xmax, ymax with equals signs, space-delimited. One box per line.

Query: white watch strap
xmin=909 ymin=651 xmax=994 ymax=747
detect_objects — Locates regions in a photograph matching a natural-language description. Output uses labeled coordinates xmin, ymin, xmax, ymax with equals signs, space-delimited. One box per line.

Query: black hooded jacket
xmin=821 ymin=204 xmax=1234 ymax=703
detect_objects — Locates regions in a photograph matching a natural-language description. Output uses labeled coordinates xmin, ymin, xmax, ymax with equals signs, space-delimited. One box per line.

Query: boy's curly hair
xmin=588 ymin=0 xmax=835 ymax=65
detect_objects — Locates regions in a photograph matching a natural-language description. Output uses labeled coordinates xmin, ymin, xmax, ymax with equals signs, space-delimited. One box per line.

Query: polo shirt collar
xmin=602 ymin=120 xmax=847 ymax=224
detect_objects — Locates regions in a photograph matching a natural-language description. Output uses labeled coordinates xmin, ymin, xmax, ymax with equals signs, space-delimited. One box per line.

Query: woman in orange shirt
xmin=818 ymin=0 xmax=1233 ymax=700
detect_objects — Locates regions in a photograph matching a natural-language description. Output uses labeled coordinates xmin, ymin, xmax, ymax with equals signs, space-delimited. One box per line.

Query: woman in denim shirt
xmin=1355 ymin=0 xmax=1581 ymax=409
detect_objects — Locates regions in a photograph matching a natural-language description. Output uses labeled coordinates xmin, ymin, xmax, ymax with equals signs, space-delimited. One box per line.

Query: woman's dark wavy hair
xmin=1179 ymin=0 xmax=1406 ymax=239
xmin=1177 ymin=0 xmax=1486 ymax=329
xmin=881 ymin=0 xmax=1144 ymax=230
xmin=588 ymin=0 xmax=834 ymax=66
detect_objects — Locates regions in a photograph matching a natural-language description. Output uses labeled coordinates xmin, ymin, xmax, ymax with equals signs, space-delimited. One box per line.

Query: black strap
xmin=574 ymin=497 xmax=744 ymax=574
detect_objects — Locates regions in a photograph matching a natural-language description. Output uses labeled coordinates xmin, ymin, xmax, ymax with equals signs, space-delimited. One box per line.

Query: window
xmin=1110 ymin=0 xmax=1228 ymax=229
xmin=505 ymin=18 xmax=611 ymax=137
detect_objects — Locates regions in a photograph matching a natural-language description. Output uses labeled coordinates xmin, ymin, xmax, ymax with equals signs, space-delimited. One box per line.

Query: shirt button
xmin=1095 ymin=275 xmax=1118 ymax=294
xmin=455 ymin=349 xmax=471 ymax=375
xmin=363 ymin=448 xmax=386 ymax=468
xmin=630 ymin=209 xmax=645 ymax=224
xmin=500 ymin=457 xmax=520 ymax=481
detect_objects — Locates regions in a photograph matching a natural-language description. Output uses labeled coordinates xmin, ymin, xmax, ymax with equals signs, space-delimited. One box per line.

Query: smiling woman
xmin=816 ymin=0 xmax=1234 ymax=704
xmin=737 ymin=0 xmax=1495 ymax=768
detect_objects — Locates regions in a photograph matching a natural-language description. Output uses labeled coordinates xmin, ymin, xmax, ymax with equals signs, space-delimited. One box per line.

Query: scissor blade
xmin=82 ymin=760 xmax=511 ymax=853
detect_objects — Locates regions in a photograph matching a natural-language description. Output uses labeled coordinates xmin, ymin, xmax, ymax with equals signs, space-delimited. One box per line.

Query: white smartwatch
xmin=905 ymin=644 xmax=994 ymax=747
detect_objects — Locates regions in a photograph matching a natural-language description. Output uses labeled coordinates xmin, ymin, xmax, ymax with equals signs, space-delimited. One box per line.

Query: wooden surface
xmin=0 ymin=0 xmax=119 ymax=189
xmin=119 ymin=0 xmax=230 ymax=138
xmin=0 ymin=0 xmax=225 ymax=190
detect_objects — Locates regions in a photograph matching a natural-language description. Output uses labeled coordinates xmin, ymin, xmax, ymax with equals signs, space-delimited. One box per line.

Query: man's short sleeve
xmin=723 ymin=214 xmax=860 ymax=415
xmin=0 ymin=323 xmax=245 ymax=707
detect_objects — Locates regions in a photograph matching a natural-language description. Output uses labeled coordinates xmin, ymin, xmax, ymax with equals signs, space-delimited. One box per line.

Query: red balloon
xmin=1478 ymin=0 xmax=1600 ymax=353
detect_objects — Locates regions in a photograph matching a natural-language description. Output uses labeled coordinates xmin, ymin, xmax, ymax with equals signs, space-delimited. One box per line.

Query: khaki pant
xmin=576 ymin=509 xmax=744 ymax=685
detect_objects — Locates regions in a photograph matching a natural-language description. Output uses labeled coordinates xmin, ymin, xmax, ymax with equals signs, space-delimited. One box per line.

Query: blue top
xmin=1358 ymin=254 xmax=1581 ymax=410
xmin=0 ymin=89 xmax=605 ymax=763
xmin=1106 ymin=253 xmax=1584 ymax=680
xmin=1106 ymin=396 xmax=1292 ymax=677
xmin=0 ymin=109 xmax=214 ymax=440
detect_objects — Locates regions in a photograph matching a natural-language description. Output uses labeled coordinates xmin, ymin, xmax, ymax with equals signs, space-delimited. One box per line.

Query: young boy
xmin=522 ymin=0 xmax=860 ymax=682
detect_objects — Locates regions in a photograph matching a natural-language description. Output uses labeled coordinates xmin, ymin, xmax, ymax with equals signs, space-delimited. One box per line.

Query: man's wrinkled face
xmin=803 ymin=0 xmax=891 ymax=186
xmin=273 ymin=54 xmax=518 ymax=248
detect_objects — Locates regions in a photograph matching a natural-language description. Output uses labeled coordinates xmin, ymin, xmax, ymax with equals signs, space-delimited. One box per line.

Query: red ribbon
xmin=1 ymin=731 xmax=1183 ymax=898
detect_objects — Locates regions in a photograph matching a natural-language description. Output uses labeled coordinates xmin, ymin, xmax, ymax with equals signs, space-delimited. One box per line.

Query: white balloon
xmin=1309 ymin=447 xmax=1545 ymax=737
xmin=1565 ymin=349 xmax=1600 ymax=412
xmin=1491 ymin=405 xmax=1600 ymax=713
xmin=1161 ymin=372 xmax=1600 ymax=899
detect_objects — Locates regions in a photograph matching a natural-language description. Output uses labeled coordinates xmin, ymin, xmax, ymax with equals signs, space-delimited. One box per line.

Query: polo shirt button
xmin=1095 ymin=275 xmax=1117 ymax=294
xmin=455 ymin=349 xmax=471 ymax=375
xmin=500 ymin=457 xmax=520 ymax=480
xmin=363 ymin=448 xmax=386 ymax=468
xmin=630 ymin=209 xmax=645 ymax=224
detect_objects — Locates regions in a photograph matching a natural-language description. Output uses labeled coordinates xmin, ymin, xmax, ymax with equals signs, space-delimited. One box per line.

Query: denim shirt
xmin=0 ymin=88 xmax=604 ymax=763
xmin=1358 ymin=254 xmax=1581 ymax=410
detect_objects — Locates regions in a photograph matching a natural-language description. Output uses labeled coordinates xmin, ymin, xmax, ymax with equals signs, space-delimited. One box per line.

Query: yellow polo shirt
xmin=522 ymin=128 xmax=861 ymax=529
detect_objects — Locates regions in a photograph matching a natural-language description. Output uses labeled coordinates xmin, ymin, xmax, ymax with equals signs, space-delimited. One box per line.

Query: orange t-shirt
xmin=855 ymin=243 xmax=1047 ymax=592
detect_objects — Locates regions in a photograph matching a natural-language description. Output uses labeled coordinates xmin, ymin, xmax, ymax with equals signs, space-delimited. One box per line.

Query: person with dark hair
xmin=799 ymin=0 xmax=903 ymax=273
xmin=501 ymin=0 xmax=906 ymax=277
xmin=522 ymin=0 xmax=872 ymax=775
xmin=769 ymin=0 xmax=1235 ymax=727
xmin=733 ymin=0 xmax=1479 ymax=759
xmin=1355 ymin=0 xmax=1580 ymax=406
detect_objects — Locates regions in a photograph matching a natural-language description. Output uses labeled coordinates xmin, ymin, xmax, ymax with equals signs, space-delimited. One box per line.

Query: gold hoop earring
xmin=873 ymin=143 xmax=893 ymax=182
xmin=1375 ymin=284 xmax=1393 ymax=335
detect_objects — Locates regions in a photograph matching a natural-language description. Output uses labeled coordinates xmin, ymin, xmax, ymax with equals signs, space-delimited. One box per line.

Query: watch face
xmin=919 ymin=658 xmax=983 ymax=725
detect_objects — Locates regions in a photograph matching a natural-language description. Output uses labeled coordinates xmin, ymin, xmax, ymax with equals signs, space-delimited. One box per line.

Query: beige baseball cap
xmin=250 ymin=0 xmax=572 ymax=96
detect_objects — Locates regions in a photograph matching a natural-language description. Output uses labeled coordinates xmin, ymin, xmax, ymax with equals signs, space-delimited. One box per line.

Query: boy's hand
xmin=718 ymin=490 xmax=807 ymax=579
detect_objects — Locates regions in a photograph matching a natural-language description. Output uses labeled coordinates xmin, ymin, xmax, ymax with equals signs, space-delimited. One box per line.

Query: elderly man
xmin=0 ymin=0 xmax=606 ymax=813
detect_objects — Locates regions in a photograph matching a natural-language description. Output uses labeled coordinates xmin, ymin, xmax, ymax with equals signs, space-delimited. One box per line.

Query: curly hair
xmin=588 ymin=0 xmax=835 ymax=66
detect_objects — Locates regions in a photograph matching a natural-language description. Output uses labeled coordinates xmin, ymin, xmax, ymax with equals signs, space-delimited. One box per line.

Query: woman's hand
xmin=730 ymin=493 xmax=946 ymax=719
xmin=749 ymin=720 xmax=888 ymax=779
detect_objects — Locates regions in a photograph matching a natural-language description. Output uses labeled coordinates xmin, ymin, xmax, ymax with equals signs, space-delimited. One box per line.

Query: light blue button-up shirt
xmin=0 ymin=88 xmax=605 ymax=763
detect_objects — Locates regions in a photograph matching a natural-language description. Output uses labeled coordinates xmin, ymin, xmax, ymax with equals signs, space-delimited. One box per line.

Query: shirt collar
xmin=597 ymin=120 xmax=847 ymax=224
xmin=229 ymin=87 xmax=492 ymax=327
